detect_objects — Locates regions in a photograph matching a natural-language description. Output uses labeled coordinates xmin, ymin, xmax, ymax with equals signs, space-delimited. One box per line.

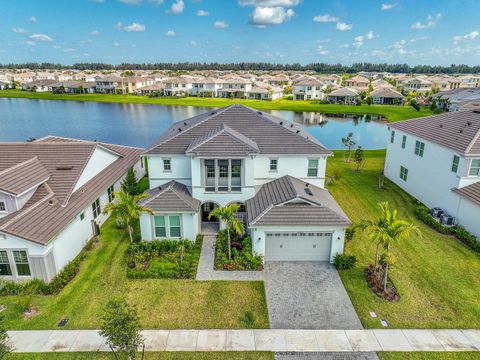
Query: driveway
xmin=264 ymin=262 xmax=363 ymax=329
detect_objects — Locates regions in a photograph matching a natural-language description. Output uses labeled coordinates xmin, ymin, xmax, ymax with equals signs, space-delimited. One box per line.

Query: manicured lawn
xmin=0 ymin=90 xmax=433 ymax=122
xmin=326 ymin=150 xmax=480 ymax=329
xmin=379 ymin=353 xmax=480 ymax=360
xmin=0 ymin=218 xmax=269 ymax=330
xmin=9 ymin=352 xmax=274 ymax=360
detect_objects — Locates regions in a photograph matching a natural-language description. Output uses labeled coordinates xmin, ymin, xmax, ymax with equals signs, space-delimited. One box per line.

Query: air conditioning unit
xmin=440 ymin=213 xmax=454 ymax=226
xmin=430 ymin=207 xmax=444 ymax=218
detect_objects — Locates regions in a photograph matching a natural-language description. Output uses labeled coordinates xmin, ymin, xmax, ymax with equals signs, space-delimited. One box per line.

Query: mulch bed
xmin=365 ymin=265 xmax=400 ymax=302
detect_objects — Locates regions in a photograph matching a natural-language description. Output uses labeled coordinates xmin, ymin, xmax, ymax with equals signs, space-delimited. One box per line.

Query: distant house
xmin=22 ymin=79 xmax=57 ymax=92
xmin=292 ymin=77 xmax=326 ymax=100
xmin=119 ymin=77 xmax=154 ymax=94
xmin=327 ymin=87 xmax=359 ymax=104
xmin=95 ymin=76 xmax=122 ymax=94
xmin=430 ymin=76 xmax=461 ymax=92
xmin=432 ymin=88 xmax=480 ymax=111
xmin=247 ymin=83 xmax=284 ymax=100
xmin=137 ymin=83 xmax=166 ymax=96
xmin=50 ymin=81 xmax=96 ymax=94
xmin=0 ymin=80 xmax=12 ymax=90
xmin=217 ymin=78 xmax=253 ymax=98
xmin=370 ymin=86 xmax=404 ymax=105
xmin=402 ymin=77 xmax=433 ymax=93
xmin=191 ymin=77 xmax=222 ymax=97
xmin=0 ymin=136 xmax=145 ymax=282
xmin=345 ymin=75 xmax=370 ymax=91
xmin=385 ymin=111 xmax=480 ymax=240
xmin=459 ymin=75 xmax=480 ymax=89
xmin=163 ymin=76 xmax=195 ymax=96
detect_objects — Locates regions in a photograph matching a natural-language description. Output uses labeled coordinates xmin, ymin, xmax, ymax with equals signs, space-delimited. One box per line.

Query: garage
xmin=265 ymin=232 xmax=333 ymax=261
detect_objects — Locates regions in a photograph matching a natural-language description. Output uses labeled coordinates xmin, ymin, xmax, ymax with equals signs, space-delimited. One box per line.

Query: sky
xmin=1 ymin=0 xmax=480 ymax=66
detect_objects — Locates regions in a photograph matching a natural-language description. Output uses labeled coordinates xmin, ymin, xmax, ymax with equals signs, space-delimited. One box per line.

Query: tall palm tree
xmin=356 ymin=202 xmax=421 ymax=290
xmin=208 ymin=203 xmax=245 ymax=260
xmin=103 ymin=190 xmax=154 ymax=244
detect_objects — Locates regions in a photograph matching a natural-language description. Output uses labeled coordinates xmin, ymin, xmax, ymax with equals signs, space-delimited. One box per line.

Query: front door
xmin=202 ymin=202 xmax=219 ymax=222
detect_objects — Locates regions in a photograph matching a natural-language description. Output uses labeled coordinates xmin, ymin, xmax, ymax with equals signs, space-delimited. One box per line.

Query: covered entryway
xmin=201 ymin=202 xmax=219 ymax=234
xmin=265 ymin=232 xmax=332 ymax=261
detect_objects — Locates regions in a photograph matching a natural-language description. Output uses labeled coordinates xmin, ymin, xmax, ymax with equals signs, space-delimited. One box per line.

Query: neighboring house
xmin=0 ymin=136 xmax=145 ymax=282
xmin=21 ymin=80 xmax=58 ymax=92
xmin=163 ymin=76 xmax=195 ymax=97
xmin=137 ymin=83 xmax=166 ymax=96
xmin=0 ymin=80 xmax=12 ymax=90
xmin=432 ymin=88 xmax=480 ymax=111
xmin=327 ymin=88 xmax=359 ymax=104
xmin=119 ymin=77 xmax=154 ymax=94
xmin=140 ymin=105 xmax=350 ymax=262
xmin=292 ymin=77 xmax=326 ymax=100
xmin=247 ymin=84 xmax=284 ymax=100
xmin=459 ymin=75 xmax=480 ymax=89
xmin=384 ymin=111 xmax=480 ymax=240
xmin=50 ymin=81 xmax=96 ymax=94
xmin=370 ymin=86 xmax=404 ymax=105
xmin=217 ymin=78 xmax=253 ymax=98
xmin=345 ymin=75 xmax=370 ymax=91
xmin=191 ymin=78 xmax=222 ymax=97
xmin=430 ymin=76 xmax=461 ymax=92
xmin=95 ymin=76 xmax=122 ymax=94
xmin=402 ymin=77 xmax=433 ymax=93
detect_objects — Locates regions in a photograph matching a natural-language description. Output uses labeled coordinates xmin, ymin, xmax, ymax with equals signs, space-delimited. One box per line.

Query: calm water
xmin=0 ymin=98 xmax=388 ymax=149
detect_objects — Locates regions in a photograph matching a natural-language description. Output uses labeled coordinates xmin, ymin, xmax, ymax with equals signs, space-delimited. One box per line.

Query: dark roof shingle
xmin=140 ymin=181 xmax=200 ymax=212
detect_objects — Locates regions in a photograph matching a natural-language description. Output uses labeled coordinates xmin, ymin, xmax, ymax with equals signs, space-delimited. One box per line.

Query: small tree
xmin=103 ymin=191 xmax=154 ymax=244
xmin=353 ymin=146 xmax=365 ymax=171
xmin=121 ymin=167 xmax=141 ymax=196
xmin=208 ymin=203 xmax=245 ymax=260
xmin=100 ymin=297 xmax=144 ymax=360
xmin=341 ymin=133 xmax=356 ymax=163
xmin=0 ymin=315 xmax=12 ymax=358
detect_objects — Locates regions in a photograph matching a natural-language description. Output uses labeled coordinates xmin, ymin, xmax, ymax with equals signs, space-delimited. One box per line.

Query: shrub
xmin=215 ymin=230 xmax=263 ymax=271
xmin=333 ymin=254 xmax=357 ymax=270
xmin=415 ymin=203 xmax=480 ymax=254
xmin=345 ymin=226 xmax=355 ymax=242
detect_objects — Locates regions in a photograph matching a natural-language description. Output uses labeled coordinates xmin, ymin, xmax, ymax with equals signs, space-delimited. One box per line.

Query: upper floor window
xmin=414 ymin=141 xmax=425 ymax=157
xmin=92 ymin=198 xmax=101 ymax=219
xmin=401 ymin=135 xmax=407 ymax=149
xmin=203 ymin=159 xmax=242 ymax=193
xmin=451 ymin=155 xmax=460 ymax=173
xmin=469 ymin=159 xmax=480 ymax=176
xmin=163 ymin=159 xmax=171 ymax=172
xmin=390 ymin=130 xmax=395 ymax=143
xmin=107 ymin=185 xmax=115 ymax=203
xmin=13 ymin=250 xmax=30 ymax=276
xmin=308 ymin=159 xmax=319 ymax=177
xmin=0 ymin=202 xmax=5 ymax=212
xmin=269 ymin=159 xmax=278 ymax=172
xmin=307 ymin=86 xmax=312 ymax=91
xmin=400 ymin=166 xmax=408 ymax=181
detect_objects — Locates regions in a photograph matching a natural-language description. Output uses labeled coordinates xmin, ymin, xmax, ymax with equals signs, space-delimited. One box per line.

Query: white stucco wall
xmin=73 ymin=147 xmax=119 ymax=192
xmin=140 ymin=212 xmax=199 ymax=241
xmin=147 ymin=155 xmax=192 ymax=188
xmin=455 ymin=197 xmax=480 ymax=239
xmin=250 ymin=225 xmax=346 ymax=263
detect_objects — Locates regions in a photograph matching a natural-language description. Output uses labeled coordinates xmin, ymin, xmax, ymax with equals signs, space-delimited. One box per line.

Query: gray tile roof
xmin=328 ymin=88 xmax=359 ymax=97
xmin=370 ymin=86 xmax=404 ymax=98
xmin=246 ymin=175 xmax=351 ymax=227
xmin=0 ymin=137 xmax=143 ymax=245
xmin=145 ymin=105 xmax=331 ymax=156
xmin=390 ymin=110 xmax=480 ymax=156
xmin=140 ymin=181 xmax=200 ymax=212
xmin=0 ymin=157 xmax=50 ymax=195
xmin=452 ymin=182 xmax=480 ymax=206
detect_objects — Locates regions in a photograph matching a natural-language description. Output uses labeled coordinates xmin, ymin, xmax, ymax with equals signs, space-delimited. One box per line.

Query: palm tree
xmin=208 ymin=203 xmax=245 ymax=260
xmin=103 ymin=190 xmax=154 ymax=244
xmin=356 ymin=202 xmax=421 ymax=291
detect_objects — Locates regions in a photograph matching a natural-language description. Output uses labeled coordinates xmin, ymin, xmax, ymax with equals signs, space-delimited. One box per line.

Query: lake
xmin=0 ymin=98 xmax=388 ymax=150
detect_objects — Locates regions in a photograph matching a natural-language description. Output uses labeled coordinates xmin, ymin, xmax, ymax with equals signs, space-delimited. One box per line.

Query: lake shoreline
xmin=0 ymin=90 xmax=434 ymax=122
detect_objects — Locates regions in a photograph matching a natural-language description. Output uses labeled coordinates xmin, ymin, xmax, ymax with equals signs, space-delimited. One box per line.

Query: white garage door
xmin=265 ymin=232 xmax=332 ymax=261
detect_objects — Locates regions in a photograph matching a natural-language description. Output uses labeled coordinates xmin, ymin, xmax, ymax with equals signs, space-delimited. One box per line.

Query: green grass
xmin=9 ymin=352 xmax=274 ymax=360
xmin=0 ymin=90 xmax=433 ymax=122
xmin=326 ymin=150 xmax=480 ymax=329
xmin=0 ymin=218 xmax=269 ymax=330
xmin=379 ymin=353 xmax=480 ymax=360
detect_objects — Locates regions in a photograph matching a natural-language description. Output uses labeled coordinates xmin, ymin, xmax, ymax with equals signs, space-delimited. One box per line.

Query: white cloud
xmin=313 ymin=14 xmax=339 ymax=23
xmin=453 ymin=30 xmax=479 ymax=43
xmin=381 ymin=3 xmax=397 ymax=11
xmin=63 ymin=48 xmax=75 ymax=52
xmin=197 ymin=9 xmax=209 ymax=16
xmin=316 ymin=45 xmax=329 ymax=55
xmin=365 ymin=31 xmax=377 ymax=40
xmin=336 ymin=22 xmax=352 ymax=31
xmin=29 ymin=33 xmax=53 ymax=42
xmin=113 ymin=42 xmax=120 ymax=47
xmin=390 ymin=39 xmax=406 ymax=49
xmin=118 ymin=0 xmax=142 ymax=4
xmin=26 ymin=41 xmax=36 ymax=46
xmin=239 ymin=0 xmax=299 ymax=6
xmin=90 ymin=30 xmax=100 ymax=36
xmin=170 ymin=0 xmax=184 ymax=14
xmin=165 ymin=30 xmax=176 ymax=36
xmin=123 ymin=22 xmax=146 ymax=32
xmin=411 ymin=13 xmax=442 ymax=30
xmin=214 ymin=20 xmax=229 ymax=29
xmin=249 ymin=6 xmax=294 ymax=26
xmin=409 ymin=36 xmax=430 ymax=42
xmin=353 ymin=35 xmax=364 ymax=48
xmin=149 ymin=0 xmax=164 ymax=5
xmin=114 ymin=21 xmax=123 ymax=29
xmin=12 ymin=28 xmax=27 ymax=33
xmin=53 ymin=45 xmax=61 ymax=49
xmin=190 ymin=40 xmax=197 ymax=46
xmin=29 ymin=16 xmax=37 ymax=22
xmin=339 ymin=43 xmax=350 ymax=48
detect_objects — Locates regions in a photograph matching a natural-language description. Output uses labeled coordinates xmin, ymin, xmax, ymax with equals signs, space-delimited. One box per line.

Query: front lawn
xmin=10 ymin=352 xmax=274 ymax=360
xmin=327 ymin=150 xmax=480 ymax=329
xmin=0 ymin=218 xmax=269 ymax=330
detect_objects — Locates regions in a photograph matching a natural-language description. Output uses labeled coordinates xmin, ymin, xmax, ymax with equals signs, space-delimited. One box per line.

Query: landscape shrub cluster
xmin=333 ymin=253 xmax=357 ymax=270
xmin=127 ymin=235 xmax=202 ymax=279
xmin=214 ymin=230 xmax=263 ymax=271
xmin=415 ymin=204 xmax=480 ymax=254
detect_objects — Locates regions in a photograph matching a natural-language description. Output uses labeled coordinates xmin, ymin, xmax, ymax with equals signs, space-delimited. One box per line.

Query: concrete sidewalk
xmin=8 ymin=329 xmax=480 ymax=353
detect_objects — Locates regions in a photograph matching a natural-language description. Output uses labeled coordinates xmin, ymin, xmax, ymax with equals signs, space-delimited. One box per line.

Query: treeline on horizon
xmin=1 ymin=62 xmax=480 ymax=74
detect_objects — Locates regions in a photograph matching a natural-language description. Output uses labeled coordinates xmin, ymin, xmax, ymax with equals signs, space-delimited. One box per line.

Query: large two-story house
xmin=0 ymin=136 xmax=144 ymax=282
xmin=384 ymin=111 xmax=480 ymax=239
xmin=139 ymin=105 xmax=351 ymax=262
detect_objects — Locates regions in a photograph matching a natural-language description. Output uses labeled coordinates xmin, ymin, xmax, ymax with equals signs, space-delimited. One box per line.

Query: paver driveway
xmin=264 ymin=262 xmax=363 ymax=329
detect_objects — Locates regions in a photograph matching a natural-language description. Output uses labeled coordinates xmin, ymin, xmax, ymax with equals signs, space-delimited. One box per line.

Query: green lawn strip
xmin=0 ymin=218 xmax=269 ymax=330
xmin=378 ymin=353 xmax=480 ymax=360
xmin=0 ymin=90 xmax=433 ymax=122
xmin=327 ymin=150 xmax=480 ymax=329
xmin=9 ymin=352 xmax=274 ymax=360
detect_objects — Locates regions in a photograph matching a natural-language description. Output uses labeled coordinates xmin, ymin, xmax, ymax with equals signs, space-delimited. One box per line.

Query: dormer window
xmin=0 ymin=202 xmax=6 ymax=212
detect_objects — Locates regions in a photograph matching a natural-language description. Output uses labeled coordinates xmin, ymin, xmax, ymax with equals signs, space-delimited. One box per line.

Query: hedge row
xmin=414 ymin=204 xmax=480 ymax=254
xmin=0 ymin=247 xmax=88 ymax=296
